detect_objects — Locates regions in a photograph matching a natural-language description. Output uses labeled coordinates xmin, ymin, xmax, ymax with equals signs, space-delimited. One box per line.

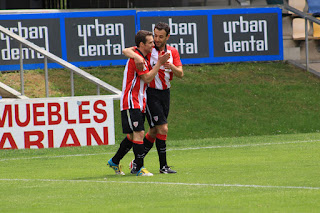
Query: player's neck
xmin=137 ymin=48 xmax=147 ymax=58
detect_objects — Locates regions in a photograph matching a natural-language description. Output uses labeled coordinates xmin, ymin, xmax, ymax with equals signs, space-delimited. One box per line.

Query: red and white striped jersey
xmin=120 ymin=51 xmax=150 ymax=113
xmin=148 ymin=45 xmax=182 ymax=90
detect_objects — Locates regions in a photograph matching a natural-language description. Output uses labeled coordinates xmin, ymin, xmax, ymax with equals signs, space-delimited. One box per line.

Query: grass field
xmin=0 ymin=133 xmax=319 ymax=212
xmin=1 ymin=62 xmax=320 ymax=212
xmin=3 ymin=62 xmax=320 ymax=140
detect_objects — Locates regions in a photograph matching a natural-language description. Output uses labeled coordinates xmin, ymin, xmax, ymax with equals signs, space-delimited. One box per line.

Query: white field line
xmin=0 ymin=139 xmax=319 ymax=162
xmin=0 ymin=153 xmax=113 ymax=162
xmin=167 ymin=139 xmax=320 ymax=151
xmin=0 ymin=178 xmax=319 ymax=190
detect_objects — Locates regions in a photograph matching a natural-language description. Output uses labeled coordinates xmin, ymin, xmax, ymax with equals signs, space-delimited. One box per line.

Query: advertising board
xmin=0 ymin=10 xmax=136 ymax=70
xmin=137 ymin=7 xmax=283 ymax=64
xmin=0 ymin=96 xmax=115 ymax=149
xmin=0 ymin=8 xmax=283 ymax=69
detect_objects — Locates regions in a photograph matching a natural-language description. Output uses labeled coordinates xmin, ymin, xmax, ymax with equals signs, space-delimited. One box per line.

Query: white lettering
xmin=223 ymin=16 xmax=269 ymax=53
xmin=0 ymin=22 xmax=49 ymax=61
xmin=152 ymin=18 xmax=198 ymax=55
xmin=77 ymin=19 xmax=125 ymax=57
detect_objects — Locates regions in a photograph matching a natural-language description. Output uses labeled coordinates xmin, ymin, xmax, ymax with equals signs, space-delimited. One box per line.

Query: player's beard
xmin=155 ymin=41 xmax=166 ymax=51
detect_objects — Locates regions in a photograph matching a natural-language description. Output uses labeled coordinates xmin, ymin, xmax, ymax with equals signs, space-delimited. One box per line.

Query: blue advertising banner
xmin=0 ymin=10 xmax=136 ymax=71
xmin=0 ymin=7 xmax=283 ymax=71
xmin=210 ymin=7 xmax=283 ymax=63
xmin=137 ymin=10 xmax=211 ymax=65
xmin=0 ymin=13 xmax=62 ymax=70
xmin=62 ymin=10 xmax=136 ymax=67
xmin=137 ymin=7 xmax=283 ymax=64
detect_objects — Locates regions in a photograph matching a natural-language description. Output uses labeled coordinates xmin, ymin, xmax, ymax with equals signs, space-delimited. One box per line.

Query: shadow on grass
xmin=73 ymin=173 xmax=139 ymax=181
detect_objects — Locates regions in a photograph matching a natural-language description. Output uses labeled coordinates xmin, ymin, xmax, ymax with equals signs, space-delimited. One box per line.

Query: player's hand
xmin=158 ymin=51 xmax=170 ymax=65
xmin=134 ymin=56 xmax=145 ymax=71
xmin=164 ymin=62 xmax=172 ymax=72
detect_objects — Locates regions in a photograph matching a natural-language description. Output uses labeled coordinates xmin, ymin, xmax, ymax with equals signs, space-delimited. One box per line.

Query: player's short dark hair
xmin=154 ymin=22 xmax=170 ymax=36
xmin=135 ymin=30 xmax=153 ymax=47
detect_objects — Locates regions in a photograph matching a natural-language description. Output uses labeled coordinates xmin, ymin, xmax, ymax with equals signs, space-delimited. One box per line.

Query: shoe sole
xmin=160 ymin=171 xmax=177 ymax=174
xmin=139 ymin=173 xmax=154 ymax=176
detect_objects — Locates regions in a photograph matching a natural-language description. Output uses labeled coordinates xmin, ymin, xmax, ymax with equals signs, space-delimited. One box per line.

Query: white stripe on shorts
xmin=126 ymin=109 xmax=134 ymax=131
xmin=146 ymin=104 xmax=154 ymax=127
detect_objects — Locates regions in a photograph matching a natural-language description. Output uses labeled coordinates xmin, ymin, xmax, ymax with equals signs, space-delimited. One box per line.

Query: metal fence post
xmin=71 ymin=70 xmax=74 ymax=96
xmin=44 ymin=56 xmax=49 ymax=97
xmin=305 ymin=18 xmax=309 ymax=72
xmin=19 ymin=43 xmax=24 ymax=95
xmin=97 ymin=85 xmax=100 ymax=95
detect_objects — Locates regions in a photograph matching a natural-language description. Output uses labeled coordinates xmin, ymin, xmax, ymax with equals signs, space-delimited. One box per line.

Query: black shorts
xmin=121 ymin=109 xmax=145 ymax=134
xmin=146 ymin=88 xmax=170 ymax=128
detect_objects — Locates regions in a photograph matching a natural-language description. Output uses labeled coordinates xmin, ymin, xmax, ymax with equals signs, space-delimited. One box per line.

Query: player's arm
xmin=140 ymin=52 xmax=170 ymax=83
xmin=165 ymin=63 xmax=183 ymax=78
xmin=122 ymin=47 xmax=144 ymax=71
xmin=164 ymin=49 xmax=183 ymax=78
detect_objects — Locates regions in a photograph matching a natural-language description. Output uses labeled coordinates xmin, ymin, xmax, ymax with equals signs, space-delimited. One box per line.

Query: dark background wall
xmin=0 ymin=0 xmax=281 ymax=10
xmin=0 ymin=0 xmax=189 ymax=9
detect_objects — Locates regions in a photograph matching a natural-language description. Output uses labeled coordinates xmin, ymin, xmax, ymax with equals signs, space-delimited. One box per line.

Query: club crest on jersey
xmin=133 ymin=121 xmax=139 ymax=127
xmin=153 ymin=116 xmax=158 ymax=122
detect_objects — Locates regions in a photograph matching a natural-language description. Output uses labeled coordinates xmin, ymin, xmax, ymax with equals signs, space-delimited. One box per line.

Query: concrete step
xmin=300 ymin=40 xmax=320 ymax=61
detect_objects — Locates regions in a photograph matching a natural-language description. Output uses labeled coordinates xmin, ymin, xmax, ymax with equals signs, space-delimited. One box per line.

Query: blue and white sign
xmin=137 ymin=7 xmax=283 ymax=64
xmin=0 ymin=10 xmax=136 ymax=71
xmin=0 ymin=7 xmax=283 ymax=71
xmin=210 ymin=8 xmax=283 ymax=63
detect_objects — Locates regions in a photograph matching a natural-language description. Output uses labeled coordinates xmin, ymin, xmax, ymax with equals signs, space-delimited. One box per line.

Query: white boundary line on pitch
xmin=1 ymin=139 xmax=319 ymax=162
xmin=0 ymin=178 xmax=319 ymax=190
xmin=167 ymin=139 xmax=320 ymax=151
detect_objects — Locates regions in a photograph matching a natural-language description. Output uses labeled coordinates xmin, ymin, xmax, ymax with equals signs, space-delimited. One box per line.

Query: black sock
xmin=143 ymin=136 xmax=154 ymax=157
xmin=112 ymin=136 xmax=132 ymax=165
xmin=156 ymin=139 xmax=167 ymax=169
xmin=133 ymin=142 xmax=145 ymax=170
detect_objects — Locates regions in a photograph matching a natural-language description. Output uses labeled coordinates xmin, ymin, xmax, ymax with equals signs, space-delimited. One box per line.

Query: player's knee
xmin=149 ymin=127 xmax=157 ymax=137
xmin=133 ymin=130 xmax=145 ymax=141
xmin=157 ymin=124 xmax=168 ymax=135
xmin=147 ymin=133 xmax=157 ymax=140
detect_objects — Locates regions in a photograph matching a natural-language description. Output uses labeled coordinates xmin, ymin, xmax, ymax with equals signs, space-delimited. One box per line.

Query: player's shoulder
xmin=133 ymin=47 xmax=140 ymax=54
xmin=166 ymin=45 xmax=179 ymax=54
xmin=166 ymin=45 xmax=177 ymax=51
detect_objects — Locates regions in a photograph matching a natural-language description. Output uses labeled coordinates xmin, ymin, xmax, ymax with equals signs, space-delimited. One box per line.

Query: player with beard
xmin=123 ymin=22 xmax=183 ymax=174
xmin=107 ymin=30 xmax=170 ymax=176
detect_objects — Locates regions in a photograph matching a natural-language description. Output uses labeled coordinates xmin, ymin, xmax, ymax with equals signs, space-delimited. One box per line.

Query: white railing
xmin=0 ymin=25 xmax=121 ymax=99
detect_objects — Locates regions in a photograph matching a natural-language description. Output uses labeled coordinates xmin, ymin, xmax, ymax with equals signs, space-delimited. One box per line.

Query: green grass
xmin=2 ymin=62 xmax=320 ymax=141
xmin=1 ymin=62 xmax=320 ymax=212
xmin=80 ymin=62 xmax=320 ymax=141
xmin=169 ymin=62 xmax=320 ymax=139
xmin=0 ymin=133 xmax=319 ymax=212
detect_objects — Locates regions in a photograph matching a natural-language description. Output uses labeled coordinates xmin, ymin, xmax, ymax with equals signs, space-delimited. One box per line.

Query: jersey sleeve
xmin=171 ymin=48 xmax=182 ymax=67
